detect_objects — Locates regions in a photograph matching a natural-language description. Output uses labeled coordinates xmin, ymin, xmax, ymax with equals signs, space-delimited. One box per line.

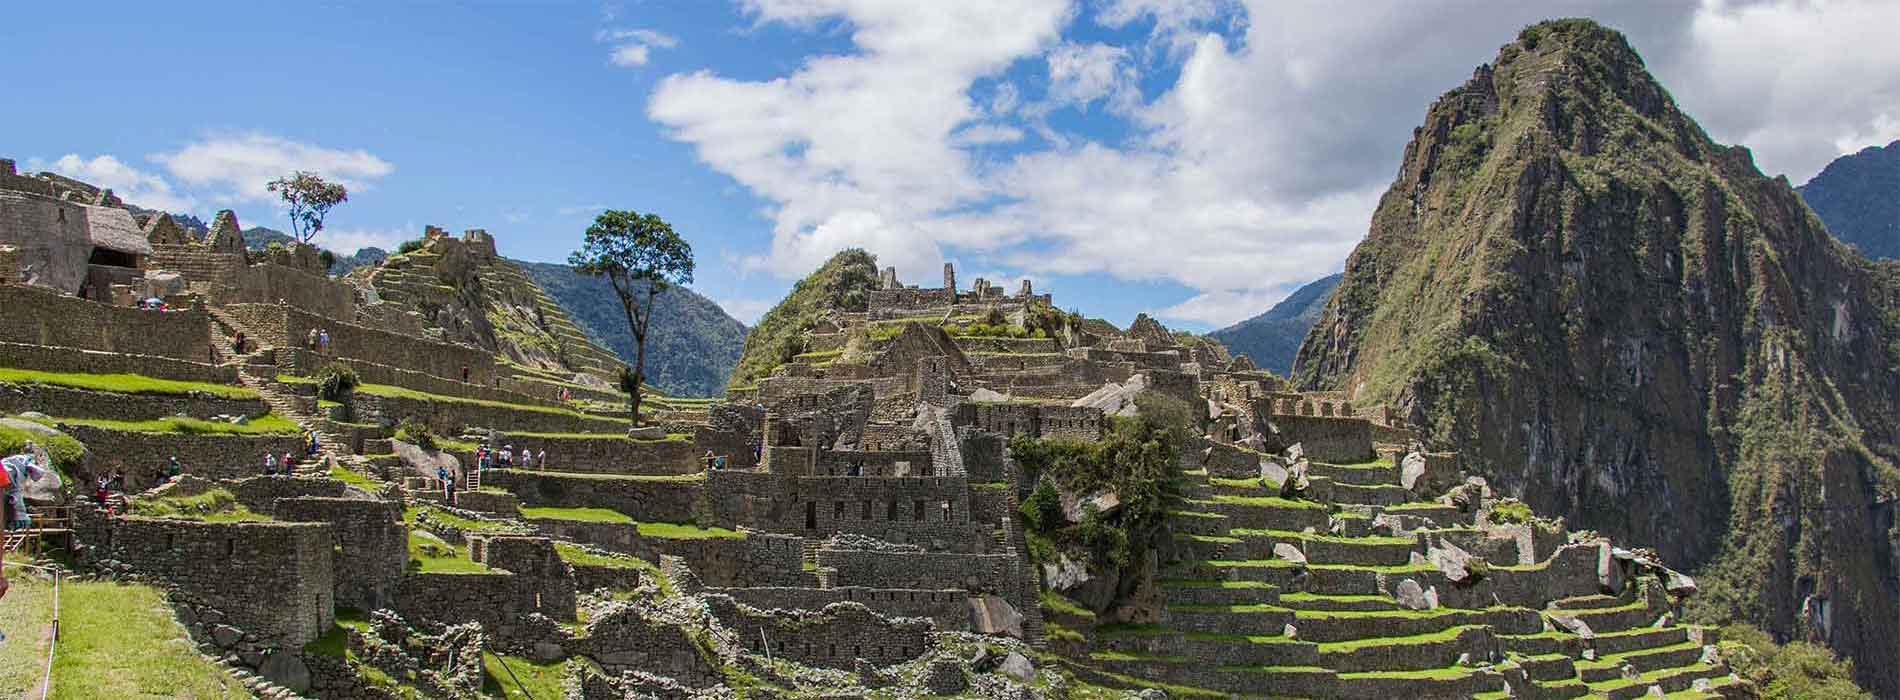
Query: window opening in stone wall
xmin=945 ymin=500 xmax=954 ymax=521
xmin=913 ymin=500 xmax=925 ymax=521
xmin=861 ymin=500 xmax=872 ymax=520
xmin=886 ymin=499 xmax=897 ymax=521
xmin=805 ymin=501 xmax=816 ymax=529
xmin=834 ymin=500 xmax=845 ymax=521
xmin=225 ymin=538 xmax=235 ymax=556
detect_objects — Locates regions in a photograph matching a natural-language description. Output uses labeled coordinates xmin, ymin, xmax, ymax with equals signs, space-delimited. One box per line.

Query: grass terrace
xmin=328 ymin=464 xmax=381 ymax=490
xmin=48 ymin=580 xmax=254 ymax=699
xmin=520 ymin=506 xmax=634 ymax=524
xmin=637 ymin=521 xmax=744 ymax=540
xmin=482 ymin=654 xmax=568 ymax=700
xmin=406 ymin=530 xmax=493 ymax=574
xmin=128 ymin=488 xmax=273 ymax=523
xmin=53 ymin=414 xmax=301 ymax=436
xmin=0 ymin=367 xmax=257 ymax=400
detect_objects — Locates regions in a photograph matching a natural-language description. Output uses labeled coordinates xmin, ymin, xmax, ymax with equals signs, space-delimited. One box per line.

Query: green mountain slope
xmin=1799 ymin=139 xmax=1900 ymax=260
xmin=514 ymin=260 xmax=745 ymax=398
xmin=1208 ymin=273 xmax=1341 ymax=375
xmin=1292 ymin=19 xmax=1899 ymax=693
xmin=727 ymin=248 xmax=880 ymax=390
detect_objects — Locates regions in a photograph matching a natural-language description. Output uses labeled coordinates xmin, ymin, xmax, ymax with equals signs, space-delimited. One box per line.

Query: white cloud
xmin=1043 ymin=42 xmax=1138 ymax=112
xmin=558 ymin=204 xmax=608 ymax=217
xmin=648 ymin=0 xmax=1900 ymax=328
xmin=30 ymin=154 xmax=196 ymax=213
xmin=600 ymin=27 xmax=679 ymax=68
xmin=610 ymin=44 xmax=652 ymax=67
xmin=151 ymin=133 xmax=394 ymax=205
xmin=320 ymin=227 xmax=411 ymax=255
xmin=714 ymin=296 xmax=775 ymax=325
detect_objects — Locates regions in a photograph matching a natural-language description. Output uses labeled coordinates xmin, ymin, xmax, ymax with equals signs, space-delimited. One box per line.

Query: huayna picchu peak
xmin=1297 ymin=19 xmax=1899 ymax=696
xmin=0 ymin=11 xmax=1886 ymax=700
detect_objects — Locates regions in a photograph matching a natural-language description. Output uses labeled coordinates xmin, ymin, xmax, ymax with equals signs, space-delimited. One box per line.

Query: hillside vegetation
xmin=727 ymin=248 xmax=880 ymax=390
xmin=1293 ymin=18 xmax=1899 ymax=694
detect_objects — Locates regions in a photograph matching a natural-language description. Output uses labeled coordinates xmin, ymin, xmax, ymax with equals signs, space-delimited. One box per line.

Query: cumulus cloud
xmin=648 ymin=0 xmax=1900 ymax=327
xmin=151 ymin=133 xmax=394 ymax=205
xmin=29 ymin=154 xmax=196 ymax=213
xmin=320 ymin=227 xmax=412 ymax=255
xmin=714 ymin=296 xmax=775 ymax=325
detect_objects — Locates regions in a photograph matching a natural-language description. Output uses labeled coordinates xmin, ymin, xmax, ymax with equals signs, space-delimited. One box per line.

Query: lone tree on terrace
xmin=267 ymin=171 xmax=349 ymax=245
xmin=570 ymin=210 xmax=694 ymax=425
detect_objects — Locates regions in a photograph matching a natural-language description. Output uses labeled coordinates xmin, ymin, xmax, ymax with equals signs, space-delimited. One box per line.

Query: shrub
xmin=394 ymin=418 xmax=438 ymax=452
xmin=1020 ymin=480 xmax=1064 ymax=534
xmin=316 ymin=363 xmax=359 ymax=402
xmin=1490 ymin=498 xmax=1534 ymax=524
xmin=1721 ymin=624 xmax=1869 ymax=699
xmin=396 ymin=238 xmax=426 ymax=255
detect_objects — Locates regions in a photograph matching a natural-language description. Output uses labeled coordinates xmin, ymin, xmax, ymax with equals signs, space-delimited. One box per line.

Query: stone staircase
xmin=206 ymin=306 xmax=363 ymax=479
xmin=1062 ymin=459 xmax=1746 ymax=699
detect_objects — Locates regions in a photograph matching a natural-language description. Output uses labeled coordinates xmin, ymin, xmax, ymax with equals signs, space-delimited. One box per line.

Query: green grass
xmin=48 ymin=580 xmax=253 ymax=699
xmin=1316 ymin=625 xmax=1484 ymax=653
xmin=129 ymin=488 xmax=273 ymax=522
xmin=482 ymin=654 xmax=568 ymax=700
xmin=405 ymin=505 xmax=512 ymax=533
xmin=1040 ymin=590 xmax=1097 ymax=620
xmin=406 ymin=531 xmax=493 ymax=574
xmin=329 ymin=465 xmax=381 ymax=490
xmin=554 ymin=542 xmax=639 ymax=569
xmin=637 ymin=521 xmax=744 ymax=540
xmin=0 ymin=367 xmax=258 ymax=400
xmin=0 ymin=421 xmax=84 ymax=478
xmin=354 ymin=382 xmax=624 ymax=425
xmin=520 ymin=506 xmax=633 ymax=524
xmin=1203 ymin=494 xmax=1329 ymax=509
xmin=54 ymin=413 xmax=301 ymax=436
xmin=303 ymin=608 xmax=372 ymax=658
xmin=0 ymin=558 xmax=54 ymax=698
xmin=497 ymin=468 xmax=703 ymax=483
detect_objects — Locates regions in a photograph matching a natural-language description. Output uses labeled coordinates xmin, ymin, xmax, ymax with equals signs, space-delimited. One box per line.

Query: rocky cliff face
xmin=1799 ymin=139 xmax=1900 ymax=261
xmin=1293 ymin=19 xmax=1900 ymax=692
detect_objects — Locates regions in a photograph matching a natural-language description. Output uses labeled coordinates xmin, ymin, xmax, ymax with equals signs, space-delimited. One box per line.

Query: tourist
xmin=461 ymin=365 xmax=470 ymax=383
xmin=265 ymin=452 xmax=279 ymax=476
xmin=307 ymin=327 xmax=320 ymax=351
xmin=283 ymin=451 xmax=297 ymax=472
xmin=500 ymin=445 xmax=514 ymax=467
xmin=1 ymin=449 xmax=43 ymax=531
xmin=233 ymin=331 xmax=246 ymax=355
xmin=475 ymin=446 xmax=488 ymax=472
xmin=307 ymin=431 xmax=320 ymax=456
xmin=436 ymin=465 xmax=451 ymax=501
xmin=519 ymin=449 xmax=533 ymax=469
xmin=94 ymin=476 xmax=110 ymax=506
xmin=703 ymin=450 xmax=716 ymax=470
xmin=319 ymin=329 xmax=332 ymax=354
xmin=753 ymin=442 xmax=762 ymax=465
xmin=537 ymin=449 xmax=547 ymax=471
xmin=166 ymin=456 xmax=182 ymax=482
xmin=713 ymin=454 xmax=727 ymax=470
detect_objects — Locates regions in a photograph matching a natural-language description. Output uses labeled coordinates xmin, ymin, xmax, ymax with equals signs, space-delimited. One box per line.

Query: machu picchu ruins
xmin=4 ymin=11 xmax=1895 ymax=700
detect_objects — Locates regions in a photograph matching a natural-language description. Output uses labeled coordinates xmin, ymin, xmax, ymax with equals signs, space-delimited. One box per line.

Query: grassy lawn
xmin=483 ymin=654 xmax=568 ymax=700
xmin=129 ymin=488 xmax=273 ymax=523
xmin=0 ymin=367 xmax=257 ymax=400
xmin=495 ymin=469 xmax=703 ymax=483
xmin=520 ymin=506 xmax=633 ymax=524
xmin=354 ymin=382 xmax=625 ymax=426
xmin=404 ymin=505 xmax=512 ymax=533
xmin=329 ymin=464 xmax=381 ymax=490
xmin=54 ymin=414 xmax=301 ymax=436
xmin=0 ymin=558 xmax=54 ymax=698
xmin=50 ymin=580 xmax=252 ymax=699
xmin=637 ymin=521 xmax=744 ymax=540
xmin=553 ymin=542 xmax=639 ymax=569
xmin=407 ymin=531 xmax=493 ymax=574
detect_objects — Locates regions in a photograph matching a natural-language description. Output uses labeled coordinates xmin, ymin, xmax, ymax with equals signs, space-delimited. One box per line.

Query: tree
xmin=569 ymin=210 xmax=694 ymax=425
xmin=267 ymin=171 xmax=348 ymax=245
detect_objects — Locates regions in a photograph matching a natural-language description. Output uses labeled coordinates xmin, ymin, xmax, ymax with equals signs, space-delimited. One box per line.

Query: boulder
xmin=210 ymin=624 xmax=243 ymax=649
xmin=393 ymin=440 xmax=461 ymax=481
xmin=1283 ymin=623 xmax=1299 ymax=639
xmin=1070 ymin=374 xmax=1150 ymax=417
xmin=1394 ymin=579 xmax=1436 ymax=611
xmin=922 ymin=658 xmax=967 ymax=694
xmin=1401 ymin=451 xmax=1427 ymax=490
xmin=143 ymin=269 xmax=187 ymax=298
xmin=1260 ymin=461 xmax=1289 ymax=489
xmin=1273 ymin=543 xmax=1307 ymax=568
xmin=1284 ymin=443 xmax=1305 ymax=462
xmin=969 ymin=596 xmax=1025 ymax=639
xmin=1137 ymin=689 xmax=1169 ymax=700
xmin=1059 ymin=486 xmax=1122 ymax=523
xmin=1597 ymin=542 xmax=1625 ymax=594
xmin=1551 ymin=615 xmax=1595 ymax=639
xmin=1427 ymin=541 xmax=1482 ymax=583
xmin=1664 ymin=569 xmax=1698 ymax=597
xmin=998 ymin=652 xmax=1035 ymax=682
xmin=627 ymin=425 xmax=667 ymax=439
xmin=1041 ymin=553 xmax=1091 ymax=592
xmin=969 ymin=388 xmax=1011 ymax=403
xmin=259 ymin=651 xmax=312 ymax=695
xmin=1279 ymin=460 xmax=1310 ymax=499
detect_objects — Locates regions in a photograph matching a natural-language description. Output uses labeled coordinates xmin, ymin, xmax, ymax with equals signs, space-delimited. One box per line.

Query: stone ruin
xmin=0 ymin=163 xmax=1749 ymax=698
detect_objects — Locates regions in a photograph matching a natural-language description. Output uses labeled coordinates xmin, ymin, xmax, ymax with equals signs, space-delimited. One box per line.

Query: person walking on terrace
xmin=306 ymin=327 xmax=320 ymax=351
xmin=519 ymin=449 xmax=533 ymax=470
xmin=319 ymin=329 xmax=332 ymax=354
xmin=461 ymin=365 xmax=470 ymax=384
xmin=232 ymin=331 xmax=247 ymax=356
xmin=537 ymin=448 xmax=547 ymax=472
xmin=264 ymin=452 xmax=278 ymax=476
xmin=165 ymin=456 xmax=182 ymax=482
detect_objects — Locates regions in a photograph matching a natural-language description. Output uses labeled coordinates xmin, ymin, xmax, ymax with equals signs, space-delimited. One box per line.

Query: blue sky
xmin=8 ymin=1 xmax=1900 ymax=329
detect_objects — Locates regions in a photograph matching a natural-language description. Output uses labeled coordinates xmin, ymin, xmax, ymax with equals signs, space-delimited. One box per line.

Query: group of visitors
xmin=702 ymin=450 xmax=728 ymax=470
xmin=305 ymin=327 xmax=333 ymax=354
xmin=475 ymin=444 xmax=546 ymax=472
xmin=264 ymin=450 xmax=300 ymax=476
xmin=135 ymin=297 xmax=173 ymax=311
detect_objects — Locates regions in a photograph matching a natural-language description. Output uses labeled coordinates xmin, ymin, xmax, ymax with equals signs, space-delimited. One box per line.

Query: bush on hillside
xmin=1721 ymin=624 xmax=1868 ymax=699
xmin=396 ymin=238 xmax=426 ymax=255
xmin=1011 ymin=392 xmax=1196 ymax=568
xmin=729 ymin=249 xmax=880 ymax=389
xmin=394 ymin=418 xmax=438 ymax=452
xmin=316 ymin=363 xmax=359 ymax=402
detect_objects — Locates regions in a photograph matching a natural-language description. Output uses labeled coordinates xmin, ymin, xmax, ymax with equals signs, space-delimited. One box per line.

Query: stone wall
xmin=484 ymin=469 xmax=702 ymax=524
xmin=277 ymin=496 xmax=407 ymax=611
xmin=701 ymin=471 xmax=990 ymax=551
xmin=471 ymin=535 xmax=577 ymax=622
xmin=809 ymin=449 xmax=934 ymax=477
xmin=0 ymin=283 xmax=211 ymax=361
xmin=393 ymin=571 xmax=554 ymax=642
xmin=704 ymin=596 xmax=934 ymax=669
xmin=647 ymin=531 xmax=806 ymax=587
xmin=0 ymin=340 xmax=236 ymax=383
xmin=100 ymin=517 xmax=334 ymax=646
xmin=64 ymin=424 xmax=305 ymax=490
xmin=1270 ymin=415 xmax=1376 ymax=464
xmin=223 ymin=262 xmax=355 ymax=319
xmin=817 ymin=548 xmax=1025 ymax=603
xmin=0 ymin=383 xmax=263 ymax=421
xmin=223 ymin=302 xmax=496 ymax=386
xmin=705 ymin=586 xmax=968 ymax=631
xmin=954 ymin=403 xmax=1104 ymax=442
xmin=568 ymin=603 xmax=718 ymax=685
xmin=348 ymin=391 xmax=624 ymax=436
